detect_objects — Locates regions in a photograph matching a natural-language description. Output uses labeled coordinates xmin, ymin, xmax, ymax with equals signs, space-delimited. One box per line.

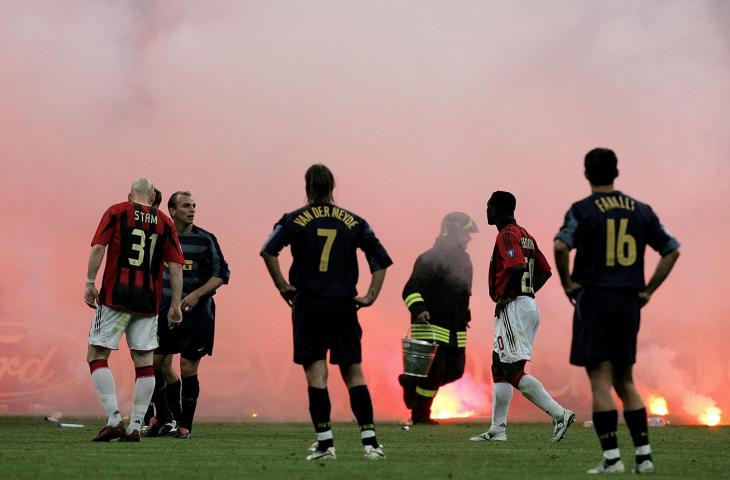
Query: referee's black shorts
xmin=569 ymin=288 xmax=640 ymax=367
xmin=291 ymin=291 xmax=361 ymax=366
xmin=157 ymin=297 xmax=216 ymax=361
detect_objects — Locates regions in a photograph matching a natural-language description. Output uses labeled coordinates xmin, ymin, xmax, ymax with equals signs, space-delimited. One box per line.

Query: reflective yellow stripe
xmin=457 ymin=331 xmax=467 ymax=347
xmin=411 ymin=324 xmax=452 ymax=343
xmin=412 ymin=331 xmax=449 ymax=343
xmin=404 ymin=293 xmax=424 ymax=308
xmin=416 ymin=386 xmax=436 ymax=398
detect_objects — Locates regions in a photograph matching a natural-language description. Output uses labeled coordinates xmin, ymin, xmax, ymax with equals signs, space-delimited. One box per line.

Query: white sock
xmin=517 ymin=375 xmax=563 ymax=418
xmin=490 ymin=382 xmax=513 ymax=432
xmin=91 ymin=367 xmax=122 ymax=426
xmin=128 ymin=375 xmax=155 ymax=433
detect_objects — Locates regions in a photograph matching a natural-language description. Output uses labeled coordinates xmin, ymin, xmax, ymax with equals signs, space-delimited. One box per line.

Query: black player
xmin=554 ymin=148 xmax=680 ymax=474
xmin=146 ymin=191 xmax=230 ymax=439
xmin=261 ymin=164 xmax=392 ymax=461
xmin=399 ymin=212 xmax=477 ymax=425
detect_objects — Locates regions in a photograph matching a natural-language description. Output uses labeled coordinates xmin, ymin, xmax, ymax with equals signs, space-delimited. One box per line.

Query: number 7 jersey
xmin=261 ymin=203 xmax=392 ymax=298
xmin=555 ymin=191 xmax=680 ymax=290
xmin=91 ymin=201 xmax=184 ymax=315
xmin=488 ymin=224 xmax=551 ymax=302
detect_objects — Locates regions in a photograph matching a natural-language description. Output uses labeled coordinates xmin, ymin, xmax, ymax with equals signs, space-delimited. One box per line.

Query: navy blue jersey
xmin=555 ymin=191 xmax=679 ymax=291
xmin=261 ymin=203 xmax=393 ymax=298
xmin=161 ymin=225 xmax=230 ymax=310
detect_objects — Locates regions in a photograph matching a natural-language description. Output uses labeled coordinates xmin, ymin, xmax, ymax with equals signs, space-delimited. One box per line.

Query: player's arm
xmin=638 ymin=248 xmax=680 ymax=307
xmin=354 ymin=267 xmax=387 ymax=309
xmin=84 ymin=244 xmax=106 ymax=309
xmin=498 ymin=264 xmax=527 ymax=308
xmin=532 ymin=247 xmax=552 ymax=293
xmin=181 ymin=234 xmax=230 ymax=311
xmin=261 ymin=252 xmax=297 ymax=306
xmin=553 ymin=239 xmax=581 ymax=304
xmin=167 ymin=262 xmax=184 ymax=327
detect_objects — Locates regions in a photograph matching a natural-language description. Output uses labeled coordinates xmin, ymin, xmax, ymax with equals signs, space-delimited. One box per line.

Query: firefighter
xmin=399 ymin=212 xmax=477 ymax=424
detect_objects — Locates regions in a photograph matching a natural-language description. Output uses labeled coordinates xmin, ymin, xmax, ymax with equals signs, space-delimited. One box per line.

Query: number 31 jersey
xmin=555 ymin=191 xmax=680 ymax=291
xmin=92 ymin=201 xmax=184 ymax=315
xmin=261 ymin=203 xmax=393 ymax=298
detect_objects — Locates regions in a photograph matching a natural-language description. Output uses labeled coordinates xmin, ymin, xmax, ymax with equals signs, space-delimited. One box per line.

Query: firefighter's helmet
xmin=439 ymin=212 xmax=479 ymax=237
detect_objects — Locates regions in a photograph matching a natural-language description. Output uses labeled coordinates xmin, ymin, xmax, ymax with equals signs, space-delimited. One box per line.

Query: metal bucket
xmin=402 ymin=321 xmax=439 ymax=377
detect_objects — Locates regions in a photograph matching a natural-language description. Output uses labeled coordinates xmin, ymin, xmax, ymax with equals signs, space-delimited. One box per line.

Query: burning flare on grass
xmin=648 ymin=395 xmax=669 ymax=416
xmin=683 ymin=393 xmax=722 ymax=426
xmin=429 ymin=375 xmax=484 ymax=420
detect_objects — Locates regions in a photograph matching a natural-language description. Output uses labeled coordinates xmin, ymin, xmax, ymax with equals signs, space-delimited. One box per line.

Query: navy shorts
xmin=291 ymin=292 xmax=361 ymax=365
xmin=157 ymin=297 xmax=215 ymax=361
xmin=570 ymin=288 xmax=640 ymax=367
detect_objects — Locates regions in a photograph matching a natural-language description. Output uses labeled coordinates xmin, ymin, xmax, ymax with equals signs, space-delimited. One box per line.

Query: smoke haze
xmin=1 ymin=1 xmax=728 ymax=424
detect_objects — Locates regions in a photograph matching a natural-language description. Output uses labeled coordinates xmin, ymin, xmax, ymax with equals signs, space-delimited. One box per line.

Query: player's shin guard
xmin=308 ymin=386 xmax=333 ymax=450
xmin=624 ymin=408 xmax=652 ymax=464
xmin=166 ymin=378 xmax=182 ymax=422
xmin=152 ymin=370 xmax=172 ymax=423
xmin=130 ymin=366 xmax=155 ymax=433
xmin=89 ymin=359 xmax=122 ymax=426
xmin=593 ymin=410 xmax=621 ymax=464
xmin=348 ymin=385 xmax=378 ymax=447
xmin=180 ymin=375 xmax=200 ymax=431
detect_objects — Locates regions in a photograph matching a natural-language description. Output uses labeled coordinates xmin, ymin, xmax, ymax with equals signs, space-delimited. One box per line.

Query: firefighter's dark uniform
xmin=400 ymin=212 xmax=476 ymax=424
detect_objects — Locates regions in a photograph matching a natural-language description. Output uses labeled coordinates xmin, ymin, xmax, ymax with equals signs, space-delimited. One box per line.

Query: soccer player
xmin=146 ymin=191 xmax=230 ymax=439
xmin=261 ymin=164 xmax=393 ymax=461
xmin=399 ymin=212 xmax=477 ymax=425
xmin=554 ymin=148 xmax=680 ymax=474
xmin=85 ymin=178 xmax=184 ymax=442
xmin=471 ymin=191 xmax=574 ymax=443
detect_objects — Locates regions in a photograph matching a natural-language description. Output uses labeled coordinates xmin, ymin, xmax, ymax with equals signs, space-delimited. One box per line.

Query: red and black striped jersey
xmin=488 ymin=224 xmax=550 ymax=302
xmin=91 ymin=201 xmax=184 ymax=315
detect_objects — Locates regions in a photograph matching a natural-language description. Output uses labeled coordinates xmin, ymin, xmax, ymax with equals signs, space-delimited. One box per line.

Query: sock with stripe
xmin=624 ymin=408 xmax=652 ymax=464
xmin=517 ymin=375 xmax=564 ymax=418
xmin=490 ymin=381 xmax=513 ymax=433
xmin=348 ymin=385 xmax=378 ymax=447
xmin=129 ymin=366 xmax=155 ymax=433
xmin=89 ymin=359 xmax=122 ymax=426
xmin=593 ymin=410 xmax=621 ymax=465
xmin=308 ymin=386 xmax=333 ymax=450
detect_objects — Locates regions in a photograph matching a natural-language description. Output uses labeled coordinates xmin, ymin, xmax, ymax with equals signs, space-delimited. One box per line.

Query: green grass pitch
xmin=0 ymin=417 xmax=727 ymax=479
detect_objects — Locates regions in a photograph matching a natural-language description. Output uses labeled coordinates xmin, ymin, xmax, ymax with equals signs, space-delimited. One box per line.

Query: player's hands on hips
xmin=563 ymin=281 xmax=583 ymax=305
xmin=354 ymin=292 xmax=376 ymax=309
xmin=279 ymin=284 xmax=297 ymax=306
xmin=415 ymin=311 xmax=431 ymax=323
xmin=84 ymin=284 xmax=99 ymax=309
xmin=638 ymin=290 xmax=651 ymax=308
xmin=168 ymin=304 xmax=183 ymax=329
xmin=181 ymin=292 xmax=200 ymax=313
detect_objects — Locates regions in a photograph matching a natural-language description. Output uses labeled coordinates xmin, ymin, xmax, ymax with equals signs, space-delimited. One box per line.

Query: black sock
xmin=143 ymin=403 xmax=155 ymax=425
xmin=593 ymin=410 xmax=620 ymax=464
xmin=152 ymin=371 xmax=172 ymax=423
xmin=166 ymin=378 xmax=182 ymax=422
xmin=349 ymin=385 xmax=378 ymax=447
xmin=180 ymin=375 xmax=200 ymax=430
xmin=624 ymin=408 xmax=652 ymax=463
xmin=308 ymin=386 xmax=333 ymax=450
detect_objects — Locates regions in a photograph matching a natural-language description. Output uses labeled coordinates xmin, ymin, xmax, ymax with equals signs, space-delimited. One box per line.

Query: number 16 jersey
xmin=555 ymin=191 xmax=680 ymax=291
xmin=91 ymin=201 xmax=184 ymax=315
xmin=261 ymin=203 xmax=393 ymax=298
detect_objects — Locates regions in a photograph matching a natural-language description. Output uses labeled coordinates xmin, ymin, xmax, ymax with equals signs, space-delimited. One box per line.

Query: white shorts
xmin=493 ymin=296 xmax=540 ymax=364
xmin=88 ymin=305 xmax=158 ymax=351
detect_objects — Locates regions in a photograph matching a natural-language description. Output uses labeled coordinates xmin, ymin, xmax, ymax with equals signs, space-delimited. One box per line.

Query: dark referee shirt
xmin=555 ymin=191 xmax=679 ymax=291
xmin=161 ymin=225 xmax=230 ymax=311
xmin=261 ymin=202 xmax=393 ymax=298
